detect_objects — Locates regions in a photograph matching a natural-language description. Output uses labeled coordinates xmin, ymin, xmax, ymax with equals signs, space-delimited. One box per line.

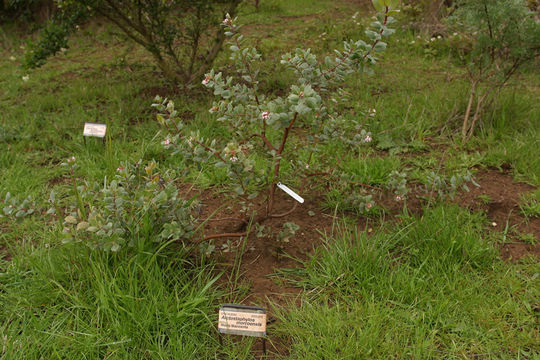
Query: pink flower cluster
xmin=222 ymin=14 xmax=233 ymax=27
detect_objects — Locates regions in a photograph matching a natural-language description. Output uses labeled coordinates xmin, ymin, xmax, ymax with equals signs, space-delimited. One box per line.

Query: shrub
xmin=448 ymin=0 xmax=540 ymax=142
xmin=155 ymin=0 xmax=400 ymax=241
xmin=58 ymin=160 xmax=197 ymax=252
xmin=24 ymin=0 xmax=242 ymax=86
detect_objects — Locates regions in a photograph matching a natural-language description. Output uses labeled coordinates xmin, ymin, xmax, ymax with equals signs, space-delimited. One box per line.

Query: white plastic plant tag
xmin=277 ymin=182 xmax=304 ymax=203
xmin=83 ymin=122 xmax=107 ymax=138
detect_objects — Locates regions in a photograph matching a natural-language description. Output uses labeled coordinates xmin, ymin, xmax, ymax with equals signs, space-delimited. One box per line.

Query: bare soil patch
xmin=187 ymin=188 xmax=337 ymax=307
xmin=459 ymin=168 xmax=540 ymax=261
xmin=185 ymin=167 xmax=538 ymax=309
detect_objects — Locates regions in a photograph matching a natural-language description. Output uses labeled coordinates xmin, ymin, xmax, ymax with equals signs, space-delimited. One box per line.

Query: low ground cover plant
xmin=57 ymin=159 xmax=197 ymax=251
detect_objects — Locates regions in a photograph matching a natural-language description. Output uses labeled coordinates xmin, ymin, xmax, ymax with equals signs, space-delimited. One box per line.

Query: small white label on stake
xmin=277 ymin=182 xmax=304 ymax=203
xmin=83 ymin=122 xmax=107 ymax=138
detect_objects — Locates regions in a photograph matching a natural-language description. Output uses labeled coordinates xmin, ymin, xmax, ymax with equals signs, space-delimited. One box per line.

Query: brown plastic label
xmin=83 ymin=122 xmax=107 ymax=138
xmin=218 ymin=306 xmax=267 ymax=337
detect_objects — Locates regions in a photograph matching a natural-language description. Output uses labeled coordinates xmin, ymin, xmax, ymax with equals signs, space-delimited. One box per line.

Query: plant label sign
xmin=218 ymin=304 xmax=267 ymax=337
xmin=83 ymin=122 xmax=107 ymax=138
xmin=277 ymin=182 xmax=304 ymax=203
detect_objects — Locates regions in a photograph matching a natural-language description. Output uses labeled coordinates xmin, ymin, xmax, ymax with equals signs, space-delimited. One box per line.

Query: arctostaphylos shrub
xmin=154 ymin=0 xmax=401 ymax=241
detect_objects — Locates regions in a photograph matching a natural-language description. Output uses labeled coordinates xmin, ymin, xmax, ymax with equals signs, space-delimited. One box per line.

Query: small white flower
xmin=22 ymin=75 xmax=29 ymax=82
xmin=492 ymin=222 xmax=497 ymax=227
xmin=410 ymin=40 xmax=416 ymax=44
xmin=366 ymin=203 xmax=373 ymax=209
xmin=437 ymin=35 xmax=442 ymax=39
xmin=453 ymin=32 xmax=458 ymax=37
xmin=430 ymin=37 xmax=436 ymax=42
xmin=117 ymin=167 xmax=124 ymax=172
xmin=305 ymin=164 xmax=309 ymax=169
xmin=368 ymin=108 xmax=376 ymax=117
xmin=364 ymin=135 xmax=372 ymax=143
xmin=261 ymin=111 xmax=270 ymax=120
xmin=9 ymin=56 xmax=16 ymax=61
xmin=395 ymin=195 xmax=402 ymax=201
xmin=230 ymin=156 xmax=238 ymax=162
xmin=162 ymin=138 xmax=170 ymax=146
xmin=202 ymin=76 xmax=211 ymax=85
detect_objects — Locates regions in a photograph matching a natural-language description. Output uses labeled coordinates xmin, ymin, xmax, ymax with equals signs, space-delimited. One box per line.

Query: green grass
xmin=275 ymin=206 xmax=539 ymax=359
xmin=1 ymin=0 xmax=539 ymax=358
xmin=0 ymin=242 xmax=230 ymax=359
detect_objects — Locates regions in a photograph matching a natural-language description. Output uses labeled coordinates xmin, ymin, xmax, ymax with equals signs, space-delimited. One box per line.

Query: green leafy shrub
xmin=448 ymin=0 xmax=540 ymax=142
xmin=22 ymin=8 xmax=84 ymax=68
xmin=24 ymin=0 xmax=242 ymax=85
xmin=154 ymin=2 xmax=399 ymax=241
xmin=59 ymin=160 xmax=197 ymax=252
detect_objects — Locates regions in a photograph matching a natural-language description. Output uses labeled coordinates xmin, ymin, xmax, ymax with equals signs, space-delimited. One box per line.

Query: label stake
xmin=277 ymin=182 xmax=304 ymax=203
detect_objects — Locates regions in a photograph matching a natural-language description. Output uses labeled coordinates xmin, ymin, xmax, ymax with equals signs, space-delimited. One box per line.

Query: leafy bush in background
xmin=448 ymin=0 xmax=540 ymax=142
xmin=22 ymin=6 xmax=86 ymax=67
xmin=24 ymin=0 xmax=242 ymax=86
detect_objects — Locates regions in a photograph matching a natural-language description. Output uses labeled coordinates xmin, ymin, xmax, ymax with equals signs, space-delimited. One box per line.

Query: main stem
xmin=267 ymin=112 xmax=299 ymax=216
xmin=462 ymin=79 xmax=477 ymax=142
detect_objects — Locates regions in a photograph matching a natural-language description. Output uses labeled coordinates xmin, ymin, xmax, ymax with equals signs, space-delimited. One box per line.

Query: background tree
xmin=24 ymin=0 xmax=242 ymax=86
xmin=448 ymin=0 xmax=540 ymax=142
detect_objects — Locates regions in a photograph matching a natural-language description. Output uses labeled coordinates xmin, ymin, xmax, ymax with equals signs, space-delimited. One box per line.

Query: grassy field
xmin=1 ymin=0 xmax=539 ymax=358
